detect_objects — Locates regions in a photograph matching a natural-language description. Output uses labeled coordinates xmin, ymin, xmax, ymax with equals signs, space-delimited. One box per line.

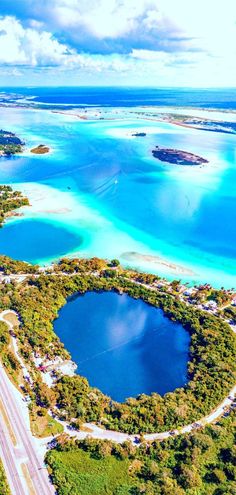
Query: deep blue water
xmin=1 ymin=86 xmax=236 ymax=109
xmin=0 ymin=220 xmax=82 ymax=263
xmin=54 ymin=291 xmax=190 ymax=402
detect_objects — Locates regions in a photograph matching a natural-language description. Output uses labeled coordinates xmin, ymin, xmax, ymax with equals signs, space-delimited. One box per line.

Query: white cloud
xmin=49 ymin=0 xmax=155 ymax=38
xmin=0 ymin=67 xmax=23 ymax=76
xmin=21 ymin=0 xmax=236 ymax=55
xmin=0 ymin=16 xmax=74 ymax=66
xmin=0 ymin=0 xmax=235 ymax=87
xmin=0 ymin=16 xmax=133 ymax=73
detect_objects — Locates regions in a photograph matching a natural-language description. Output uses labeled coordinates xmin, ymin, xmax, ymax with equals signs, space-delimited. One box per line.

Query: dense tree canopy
xmin=46 ymin=410 xmax=236 ymax=495
xmin=0 ymin=257 xmax=233 ymax=434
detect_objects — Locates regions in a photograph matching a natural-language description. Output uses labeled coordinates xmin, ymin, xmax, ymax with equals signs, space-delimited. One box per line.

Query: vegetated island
xmin=0 ymin=185 xmax=29 ymax=226
xmin=152 ymin=146 xmax=208 ymax=165
xmin=30 ymin=144 xmax=50 ymax=154
xmin=0 ymin=129 xmax=24 ymax=156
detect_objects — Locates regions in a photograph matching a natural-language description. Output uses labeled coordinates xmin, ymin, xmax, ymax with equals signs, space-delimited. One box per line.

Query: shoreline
xmin=2 ymin=180 xmax=236 ymax=289
xmin=121 ymin=251 xmax=196 ymax=276
xmin=0 ymin=103 xmax=234 ymax=288
xmin=1 ymin=181 xmax=199 ymax=279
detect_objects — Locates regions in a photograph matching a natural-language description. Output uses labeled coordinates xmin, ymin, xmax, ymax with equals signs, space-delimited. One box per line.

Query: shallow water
xmin=0 ymin=101 xmax=235 ymax=287
xmin=54 ymin=291 xmax=190 ymax=401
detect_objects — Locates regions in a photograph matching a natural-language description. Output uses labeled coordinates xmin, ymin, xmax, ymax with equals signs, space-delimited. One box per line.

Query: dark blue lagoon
xmin=54 ymin=291 xmax=190 ymax=402
xmin=0 ymin=219 xmax=82 ymax=263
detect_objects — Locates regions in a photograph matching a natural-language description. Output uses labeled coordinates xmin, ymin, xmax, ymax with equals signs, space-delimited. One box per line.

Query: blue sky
xmin=0 ymin=0 xmax=235 ymax=87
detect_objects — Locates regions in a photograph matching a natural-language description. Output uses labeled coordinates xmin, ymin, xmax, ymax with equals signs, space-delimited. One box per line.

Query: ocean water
xmin=0 ymin=88 xmax=235 ymax=287
xmin=1 ymin=86 xmax=236 ymax=109
xmin=54 ymin=291 xmax=190 ymax=401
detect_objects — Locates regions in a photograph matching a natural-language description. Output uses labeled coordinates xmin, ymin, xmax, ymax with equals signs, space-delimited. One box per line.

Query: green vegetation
xmin=46 ymin=410 xmax=236 ymax=495
xmin=0 ymin=143 xmax=22 ymax=155
xmin=0 ymin=129 xmax=24 ymax=156
xmin=47 ymin=444 xmax=132 ymax=495
xmin=208 ymin=289 xmax=232 ymax=307
xmin=30 ymin=404 xmax=63 ymax=438
xmin=0 ymin=256 xmax=233 ymax=434
xmin=0 ymin=319 xmax=21 ymax=383
xmin=0 ymin=254 xmax=235 ymax=493
xmin=222 ymin=305 xmax=236 ymax=323
xmin=0 ymin=255 xmax=38 ymax=274
xmin=0 ymin=460 xmax=11 ymax=495
xmin=0 ymin=321 xmax=10 ymax=352
xmin=0 ymin=185 xmax=29 ymax=226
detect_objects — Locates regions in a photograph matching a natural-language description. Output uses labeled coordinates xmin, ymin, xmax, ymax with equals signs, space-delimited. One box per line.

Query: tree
xmin=110 ymin=259 xmax=120 ymax=267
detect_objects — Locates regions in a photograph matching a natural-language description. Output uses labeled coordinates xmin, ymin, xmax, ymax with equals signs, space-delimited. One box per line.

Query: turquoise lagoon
xmin=0 ymin=106 xmax=235 ymax=287
xmin=54 ymin=291 xmax=190 ymax=401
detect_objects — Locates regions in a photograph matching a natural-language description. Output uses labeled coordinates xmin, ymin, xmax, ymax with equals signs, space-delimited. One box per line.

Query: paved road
xmin=52 ymin=383 xmax=236 ymax=445
xmin=0 ymin=312 xmax=55 ymax=495
xmin=0 ymin=364 xmax=55 ymax=495
xmin=0 ymin=420 xmax=26 ymax=495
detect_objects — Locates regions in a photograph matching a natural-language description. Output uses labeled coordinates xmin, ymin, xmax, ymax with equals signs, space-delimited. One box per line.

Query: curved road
xmin=54 ymin=380 xmax=236 ymax=445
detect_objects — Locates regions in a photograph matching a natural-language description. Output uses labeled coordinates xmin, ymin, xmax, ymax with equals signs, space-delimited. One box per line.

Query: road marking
xmin=0 ymin=398 xmax=17 ymax=446
xmin=21 ymin=463 xmax=37 ymax=495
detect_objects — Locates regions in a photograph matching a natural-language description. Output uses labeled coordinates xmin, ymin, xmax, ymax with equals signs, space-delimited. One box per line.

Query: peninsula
xmin=0 ymin=185 xmax=29 ymax=227
xmin=0 ymin=130 xmax=24 ymax=156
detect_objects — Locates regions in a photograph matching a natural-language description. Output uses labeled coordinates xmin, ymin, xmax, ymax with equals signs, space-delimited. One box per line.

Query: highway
xmin=0 ymin=358 xmax=55 ymax=495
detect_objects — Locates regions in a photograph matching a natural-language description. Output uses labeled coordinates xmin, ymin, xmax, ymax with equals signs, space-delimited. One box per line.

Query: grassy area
xmin=0 ymin=460 xmax=11 ymax=495
xmin=3 ymin=312 xmax=19 ymax=327
xmin=47 ymin=449 xmax=136 ymax=495
xmin=30 ymin=406 xmax=63 ymax=438
xmin=47 ymin=411 xmax=236 ymax=495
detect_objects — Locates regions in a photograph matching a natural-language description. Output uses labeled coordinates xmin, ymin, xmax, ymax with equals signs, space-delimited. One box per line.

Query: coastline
xmin=2 ymin=180 xmax=235 ymax=288
xmin=0 ymin=102 xmax=235 ymax=288
xmin=121 ymin=251 xmax=196 ymax=276
xmin=2 ymin=182 xmax=199 ymax=277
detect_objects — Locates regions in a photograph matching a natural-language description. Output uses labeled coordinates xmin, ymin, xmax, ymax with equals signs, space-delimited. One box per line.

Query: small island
xmin=132 ymin=132 xmax=146 ymax=137
xmin=152 ymin=146 xmax=208 ymax=165
xmin=0 ymin=129 xmax=24 ymax=156
xmin=30 ymin=144 xmax=50 ymax=154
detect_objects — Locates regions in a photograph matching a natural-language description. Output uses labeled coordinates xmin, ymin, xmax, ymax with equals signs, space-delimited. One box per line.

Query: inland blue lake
xmin=54 ymin=291 xmax=190 ymax=402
